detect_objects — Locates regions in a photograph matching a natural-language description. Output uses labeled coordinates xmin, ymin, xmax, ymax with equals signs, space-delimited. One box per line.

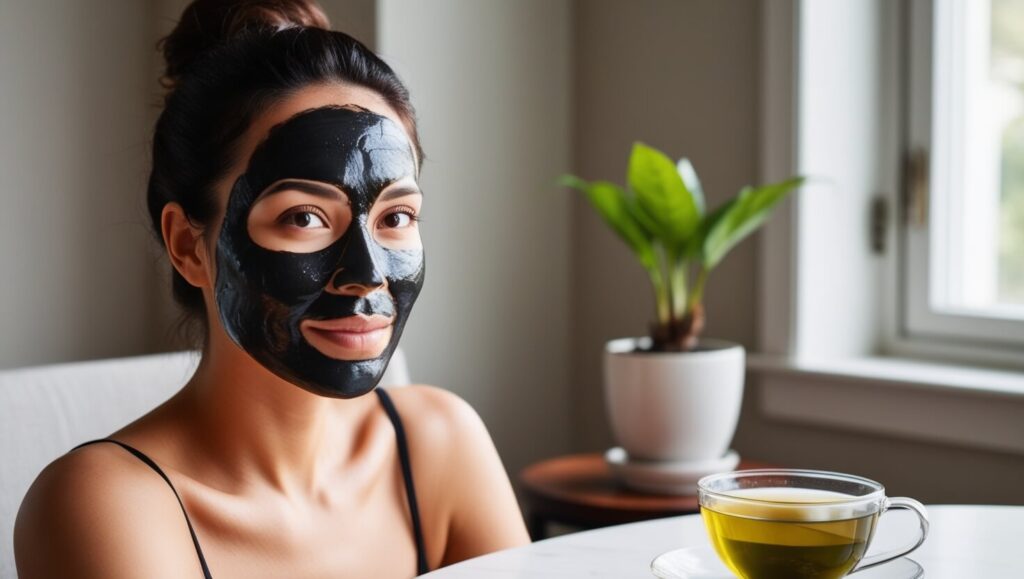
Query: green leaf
xmin=628 ymin=143 xmax=701 ymax=255
xmin=689 ymin=198 xmax=734 ymax=258
xmin=702 ymin=176 xmax=804 ymax=268
xmin=560 ymin=175 xmax=657 ymax=270
xmin=625 ymin=197 xmax=661 ymax=238
xmin=676 ymin=158 xmax=705 ymax=216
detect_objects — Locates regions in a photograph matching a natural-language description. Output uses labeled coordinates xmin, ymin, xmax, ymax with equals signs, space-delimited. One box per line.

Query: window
xmin=905 ymin=0 xmax=1024 ymax=346
xmin=754 ymin=0 xmax=1024 ymax=455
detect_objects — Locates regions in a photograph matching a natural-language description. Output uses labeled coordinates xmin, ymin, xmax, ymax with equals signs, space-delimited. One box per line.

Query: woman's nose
xmin=327 ymin=268 xmax=386 ymax=296
xmin=325 ymin=229 xmax=387 ymax=296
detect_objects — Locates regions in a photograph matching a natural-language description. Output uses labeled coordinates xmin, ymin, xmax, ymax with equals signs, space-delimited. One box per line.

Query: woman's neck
xmin=178 ymin=334 xmax=377 ymax=498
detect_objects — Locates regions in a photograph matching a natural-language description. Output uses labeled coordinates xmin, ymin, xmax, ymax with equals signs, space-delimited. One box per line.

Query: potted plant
xmin=562 ymin=143 xmax=802 ymax=491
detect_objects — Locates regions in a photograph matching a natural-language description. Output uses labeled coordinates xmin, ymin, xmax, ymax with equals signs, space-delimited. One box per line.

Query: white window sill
xmin=746 ymin=354 xmax=1024 ymax=455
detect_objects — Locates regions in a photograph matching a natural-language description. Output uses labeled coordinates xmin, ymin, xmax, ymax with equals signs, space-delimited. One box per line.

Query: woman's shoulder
xmin=379 ymin=384 xmax=507 ymax=501
xmin=382 ymin=385 xmax=490 ymax=447
xmin=14 ymin=442 xmax=206 ymax=578
xmin=381 ymin=385 xmax=531 ymax=562
xmin=378 ymin=385 xmax=495 ymax=496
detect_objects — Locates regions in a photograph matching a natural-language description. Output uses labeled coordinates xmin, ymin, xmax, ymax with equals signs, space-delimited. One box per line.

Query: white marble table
xmin=422 ymin=505 xmax=1024 ymax=578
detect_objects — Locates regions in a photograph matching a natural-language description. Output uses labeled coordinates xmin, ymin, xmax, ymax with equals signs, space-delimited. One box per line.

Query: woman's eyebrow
xmin=377 ymin=185 xmax=422 ymax=202
xmin=260 ymin=180 xmax=345 ymax=200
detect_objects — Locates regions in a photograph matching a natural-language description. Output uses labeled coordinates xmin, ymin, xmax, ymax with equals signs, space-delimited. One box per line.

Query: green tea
xmin=702 ymin=488 xmax=878 ymax=579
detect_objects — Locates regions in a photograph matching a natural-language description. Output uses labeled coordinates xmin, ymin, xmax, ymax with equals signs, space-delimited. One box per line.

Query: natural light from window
xmin=934 ymin=0 xmax=1024 ymax=317
xmin=992 ymin=0 xmax=1024 ymax=307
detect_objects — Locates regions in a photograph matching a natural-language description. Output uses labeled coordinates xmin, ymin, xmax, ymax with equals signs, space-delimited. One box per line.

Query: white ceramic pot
xmin=604 ymin=337 xmax=745 ymax=462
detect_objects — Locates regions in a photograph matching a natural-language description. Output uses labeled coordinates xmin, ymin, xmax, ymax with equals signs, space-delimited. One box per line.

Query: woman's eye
xmin=380 ymin=209 xmax=418 ymax=229
xmin=281 ymin=209 xmax=327 ymax=229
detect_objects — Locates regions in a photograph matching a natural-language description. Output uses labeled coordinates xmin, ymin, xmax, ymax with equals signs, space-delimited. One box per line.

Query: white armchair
xmin=0 ymin=349 xmax=410 ymax=578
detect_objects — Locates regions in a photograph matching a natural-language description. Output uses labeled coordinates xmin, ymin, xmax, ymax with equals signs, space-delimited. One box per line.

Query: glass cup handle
xmin=851 ymin=497 xmax=930 ymax=573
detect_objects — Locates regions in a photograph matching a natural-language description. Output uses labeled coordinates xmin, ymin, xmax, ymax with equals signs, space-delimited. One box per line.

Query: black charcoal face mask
xmin=215 ymin=106 xmax=424 ymax=398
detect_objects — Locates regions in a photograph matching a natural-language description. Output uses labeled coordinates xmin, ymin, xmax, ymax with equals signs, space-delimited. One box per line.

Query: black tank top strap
xmin=374 ymin=387 xmax=429 ymax=576
xmin=71 ymin=438 xmax=214 ymax=579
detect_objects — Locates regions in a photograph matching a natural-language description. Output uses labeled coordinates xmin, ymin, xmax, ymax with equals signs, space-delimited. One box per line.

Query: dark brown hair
xmin=148 ymin=0 xmax=422 ymax=340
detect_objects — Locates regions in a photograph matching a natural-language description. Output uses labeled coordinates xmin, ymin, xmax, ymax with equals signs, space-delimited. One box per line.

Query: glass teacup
xmin=698 ymin=469 xmax=928 ymax=579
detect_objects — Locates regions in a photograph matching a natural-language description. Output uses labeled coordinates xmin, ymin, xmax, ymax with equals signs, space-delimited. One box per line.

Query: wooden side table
xmin=518 ymin=453 xmax=771 ymax=540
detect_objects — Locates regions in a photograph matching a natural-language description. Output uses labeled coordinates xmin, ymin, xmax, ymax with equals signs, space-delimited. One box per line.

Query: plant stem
xmin=669 ymin=258 xmax=687 ymax=322
xmin=686 ymin=267 xmax=709 ymax=316
xmin=648 ymin=264 xmax=670 ymax=326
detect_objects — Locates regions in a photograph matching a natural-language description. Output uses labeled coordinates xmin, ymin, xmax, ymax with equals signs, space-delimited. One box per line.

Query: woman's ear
xmin=161 ymin=203 xmax=211 ymax=288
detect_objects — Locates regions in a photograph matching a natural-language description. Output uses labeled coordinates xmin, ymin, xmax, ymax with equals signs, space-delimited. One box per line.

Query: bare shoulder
xmin=383 ymin=384 xmax=488 ymax=442
xmin=379 ymin=384 xmax=496 ymax=509
xmin=381 ymin=385 xmax=529 ymax=564
xmin=14 ymin=443 xmax=205 ymax=578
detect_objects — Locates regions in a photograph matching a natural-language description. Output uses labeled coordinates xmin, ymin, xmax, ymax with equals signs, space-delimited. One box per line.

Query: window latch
xmin=871 ymin=196 xmax=889 ymax=255
xmin=903 ymin=148 xmax=929 ymax=228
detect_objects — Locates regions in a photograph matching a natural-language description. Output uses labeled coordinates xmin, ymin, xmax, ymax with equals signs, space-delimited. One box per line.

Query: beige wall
xmin=570 ymin=0 xmax=762 ymax=451
xmin=378 ymin=0 xmax=574 ymax=474
xmin=733 ymin=389 xmax=1024 ymax=504
xmin=0 ymin=1 xmax=160 ymax=368
xmin=320 ymin=0 xmax=376 ymax=47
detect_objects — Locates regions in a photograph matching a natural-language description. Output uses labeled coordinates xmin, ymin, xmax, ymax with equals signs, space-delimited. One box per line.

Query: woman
xmin=14 ymin=1 xmax=530 ymax=577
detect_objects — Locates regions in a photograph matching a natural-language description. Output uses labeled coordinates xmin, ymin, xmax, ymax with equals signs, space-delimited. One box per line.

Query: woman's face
xmin=205 ymin=85 xmax=424 ymax=398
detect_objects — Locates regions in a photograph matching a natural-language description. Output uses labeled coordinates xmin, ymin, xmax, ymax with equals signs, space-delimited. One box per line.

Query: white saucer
xmin=605 ymin=448 xmax=740 ymax=495
xmin=650 ymin=546 xmax=925 ymax=578
xmin=650 ymin=546 xmax=734 ymax=578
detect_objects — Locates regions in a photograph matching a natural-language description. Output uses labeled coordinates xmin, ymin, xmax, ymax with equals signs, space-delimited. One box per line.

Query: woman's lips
xmin=303 ymin=314 xmax=393 ymax=332
xmin=300 ymin=315 xmax=394 ymax=358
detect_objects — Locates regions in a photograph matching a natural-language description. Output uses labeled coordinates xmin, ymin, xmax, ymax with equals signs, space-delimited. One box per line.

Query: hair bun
xmin=160 ymin=0 xmax=331 ymax=88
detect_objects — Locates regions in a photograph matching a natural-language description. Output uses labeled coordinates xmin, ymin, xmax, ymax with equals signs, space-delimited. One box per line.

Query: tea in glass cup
xmin=698 ymin=470 xmax=928 ymax=579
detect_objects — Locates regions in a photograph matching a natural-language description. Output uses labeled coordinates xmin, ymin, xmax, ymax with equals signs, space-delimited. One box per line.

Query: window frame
xmin=902 ymin=0 xmax=1024 ymax=348
xmin=754 ymin=0 xmax=1024 ymax=458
